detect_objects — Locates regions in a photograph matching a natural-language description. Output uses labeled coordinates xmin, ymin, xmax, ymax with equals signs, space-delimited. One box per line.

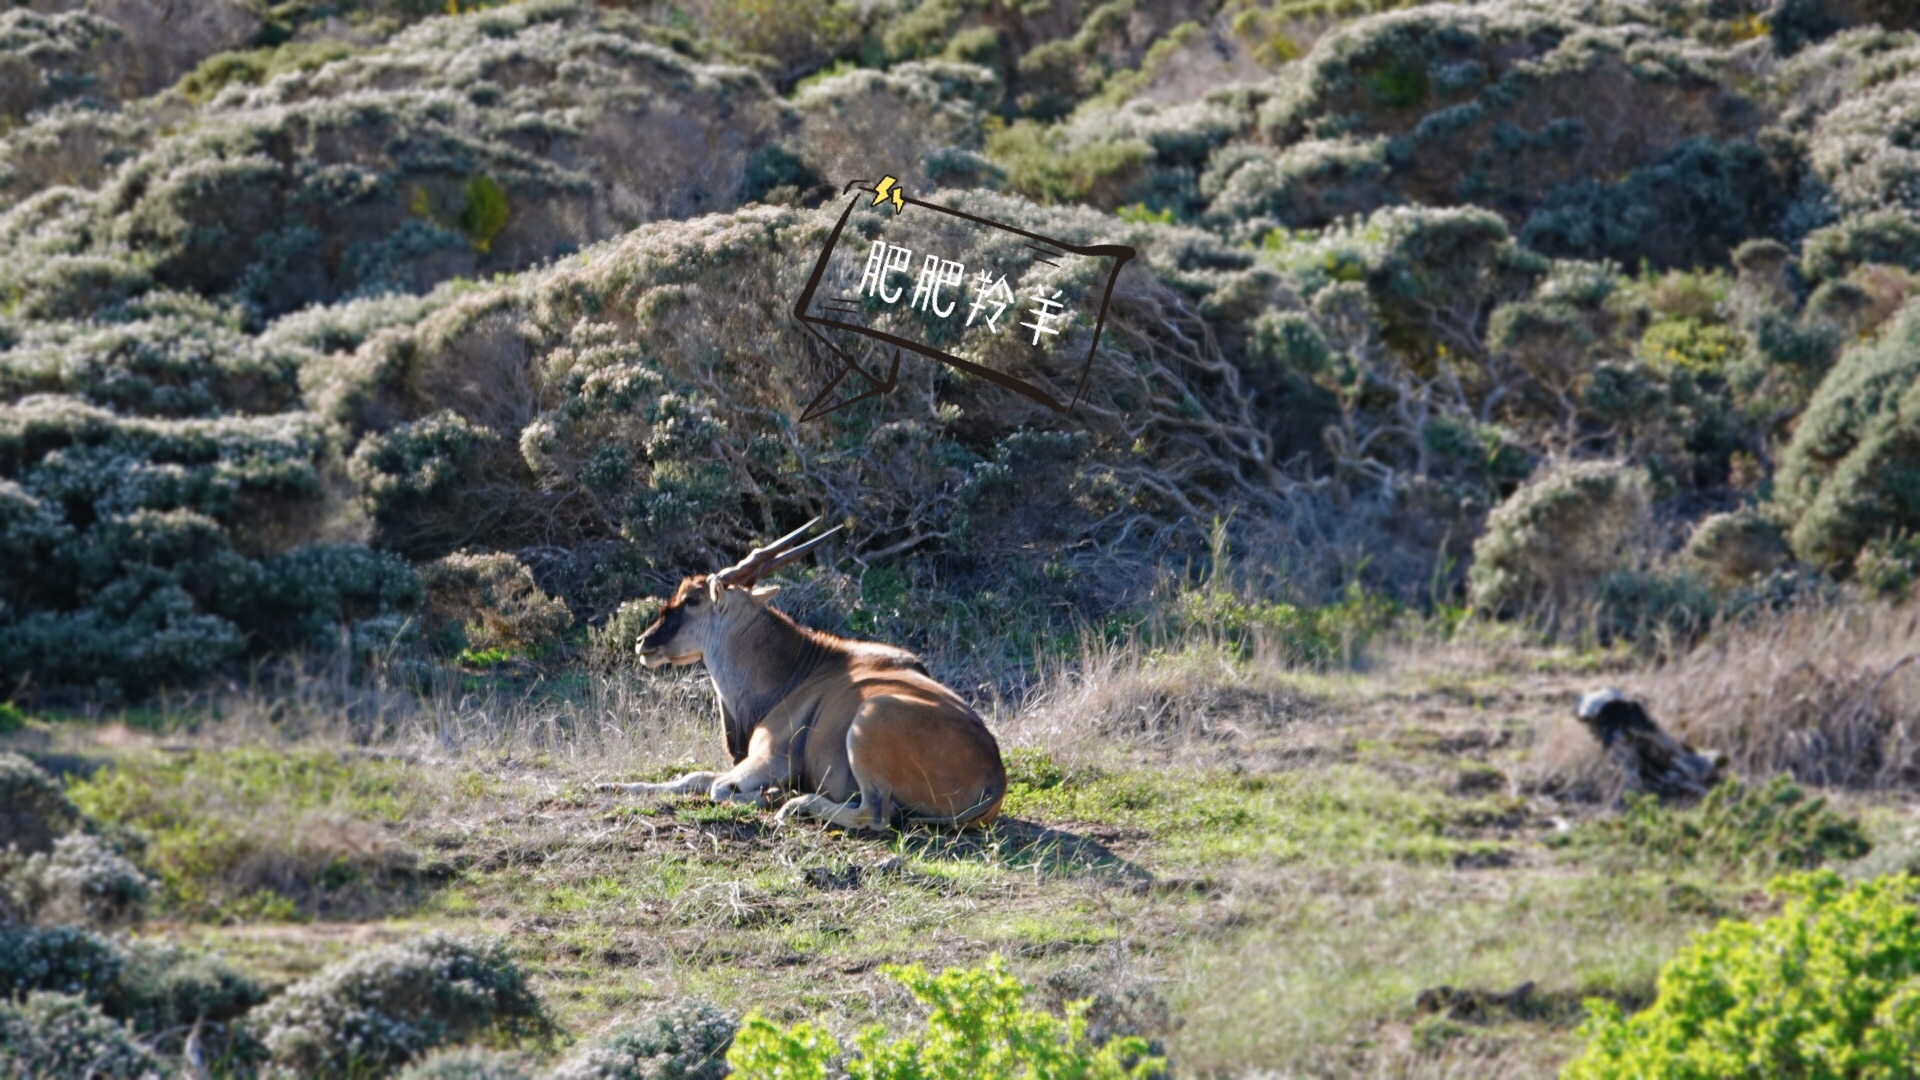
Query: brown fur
xmin=610 ymin=573 xmax=1005 ymax=830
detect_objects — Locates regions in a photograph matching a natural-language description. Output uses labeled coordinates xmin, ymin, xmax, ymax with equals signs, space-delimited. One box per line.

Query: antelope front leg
xmin=706 ymin=756 xmax=787 ymax=807
xmin=597 ymin=772 xmax=721 ymax=797
xmin=705 ymin=726 xmax=794 ymax=807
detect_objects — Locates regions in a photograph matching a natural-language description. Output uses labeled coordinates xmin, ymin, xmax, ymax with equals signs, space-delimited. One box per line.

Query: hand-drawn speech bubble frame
xmin=792 ymin=180 xmax=1137 ymax=422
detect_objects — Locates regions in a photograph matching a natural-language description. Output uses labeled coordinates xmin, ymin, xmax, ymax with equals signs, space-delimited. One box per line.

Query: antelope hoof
xmin=708 ymin=780 xmax=768 ymax=807
xmin=775 ymin=794 xmax=824 ymax=826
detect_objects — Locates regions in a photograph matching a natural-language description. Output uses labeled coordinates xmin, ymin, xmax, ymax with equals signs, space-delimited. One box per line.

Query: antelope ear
xmin=707 ymin=577 xmax=722 ymax=604
xmin=750 ymin=584 xmax=781 ymax=598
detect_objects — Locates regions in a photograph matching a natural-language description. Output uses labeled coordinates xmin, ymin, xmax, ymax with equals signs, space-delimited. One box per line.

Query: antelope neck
xmin=705 ymin=602 xmax=828 ymax=729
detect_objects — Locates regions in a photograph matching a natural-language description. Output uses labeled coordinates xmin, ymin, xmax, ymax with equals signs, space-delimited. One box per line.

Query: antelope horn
xmin=713 ymin=518 xmax=845 ymax=586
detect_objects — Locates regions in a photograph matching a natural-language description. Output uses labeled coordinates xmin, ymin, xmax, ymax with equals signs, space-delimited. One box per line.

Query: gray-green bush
xmin=549 ymin=1001 xmax=737 ymax=1080
xmin=1776 ymin=301 xmax=1920 ymax=567
xmin=248 ymin=932 xmax=551 ymax=1076
xmin=1468 ymin=460 xmax=1651 ymax=619
xmin=6 ymin=833 xmax=151 ymax=929
xmin=0 ymin=752 xmax=81 ymax=856
xmin=0 ymin=992 xmax=160 ymax=1080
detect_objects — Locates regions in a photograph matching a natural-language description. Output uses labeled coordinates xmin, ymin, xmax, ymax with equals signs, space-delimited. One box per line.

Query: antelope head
xmin=634 ymin=518 xmax=843 ymax=669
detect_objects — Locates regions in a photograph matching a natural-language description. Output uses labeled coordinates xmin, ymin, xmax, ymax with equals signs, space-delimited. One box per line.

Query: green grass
xmin=64 ymin=748 xmax=425 ymax=918
xmin=1002 ymin=761 xmax=1520 ymax=868
xmin=1549 ymin=777 xmax=1873 ymax=876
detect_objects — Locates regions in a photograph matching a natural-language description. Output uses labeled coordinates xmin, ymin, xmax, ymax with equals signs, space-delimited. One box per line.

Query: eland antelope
xmin=601 ymin=520 xmax=1007 ymax=830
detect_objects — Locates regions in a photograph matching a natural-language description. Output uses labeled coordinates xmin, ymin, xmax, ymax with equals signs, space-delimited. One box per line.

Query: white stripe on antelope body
xmin=600 ymin=519 xmax=1007 ymax=831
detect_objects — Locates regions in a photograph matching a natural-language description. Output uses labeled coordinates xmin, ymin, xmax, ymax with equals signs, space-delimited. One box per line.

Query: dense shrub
xmin=0 ymin=365 xmax=427 ymax=690
xmin=793 ymin=61 xmax=998 ymax=195
xmin=0 ymin=309 xmax=304 ymax=417
xmin=1803 ymin=211 xmax=1920 ymax=283
xmin=0 ymin=992 xmax=160 ymax=1080
xmin=0 ymin=0 xmax=788 ymax=321
xmin=6 ymin=833 xmax=151 ymax=929
xmin=1519 ymin=138 xmax=1786 ymax=270
xmin=1179 ymin=2 xmax=1762 ymax=243
xmin=1566 ymin=871 xmax=1920 ymax=1077
xmin=550 ymin=1001 xmax=737 ymax=1080
xmin=419 ymin=551 xmax=573 ymax=658
xmin=0 ymin=10 xmax=123 ymax=124
xmin=588 ymin=596 xmax=665 ymax=666
xmin=1776 ymin=302 xmax=1920 ymax=567
xmin=248 ymin=933 xmax=551 ymax=1076
xmin=175 ymin=40 xmax=357 ymax=104
xmin=0 ymin=751 xmax=81 ymax=856
xmin=102 ymin=939 xmax=266 ymax=1059
xmin=727 ymin=954 xmax=1164 ymax=1079
xmin=0 ymin=904 xmax=269 ymax=1057
xmin=0 ymin=924 xmax=124 ymax=1001
xmin=1467 ymin=460 xmax=1652 ymax=618
xmin=349 ymin=411 xmax=504 ymax=521
xmin=1852 ymin=532 xmax=1920 ymax=598
xmin=1684 ymin=508 xmax=1792 ymax=583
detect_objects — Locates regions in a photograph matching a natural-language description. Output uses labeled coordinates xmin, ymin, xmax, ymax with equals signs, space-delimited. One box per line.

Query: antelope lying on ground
xmin=600 ymin=520 xmax=1007 ymax=830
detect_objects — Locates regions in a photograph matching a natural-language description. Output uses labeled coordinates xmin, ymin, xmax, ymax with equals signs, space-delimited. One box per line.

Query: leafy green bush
xmin=174 ymin=40 xmax=355 ymax=103
xmin=727 ymin=955 xmax=1164 ymax=1079
xmin=549 ymin=1000 xmax=736 ymax=1080
xmin=1551 ymin=777 xmax=1871 ymax=875
xmin=0 ymin=10 xmax=123 ymax=125
xmin=985 ymin=118 xmax=1149 ymax=207
xmin=1565 ymin=871 xmax=1920 ymax=1078
xmin=0 ymin=992 xmax=160 ymax=1080
xmin=249 ymin=933 xmax=552 ymax=1076
xmin=1853 ymin=532 xmax=1920 ymax=599
xmin=1591 ymin=566 xmax=1721 ymax=641
xmin=460 ymin=175 xmax=511 ymax=254
xmin=1803 ymin=211 xmax=1920 ymax=283
xmin=588 ymin=596 xmax=664 ymax=667
xmin=1519 ymin=139 xmax=1785 ymax=271
xmin=1175 ymin=583 xmax=1391 ymax=665
xmin=349 ymin=411 xmax=503 ymax=521
xmin=0 ymin=0 xmax=786 ymax=321
xmin=0 ymin=388 xmax=422 ymax=694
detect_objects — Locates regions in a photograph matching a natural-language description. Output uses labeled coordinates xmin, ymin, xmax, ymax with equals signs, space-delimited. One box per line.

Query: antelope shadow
xmin=894 ymin=815 xmax=1154 ymax=888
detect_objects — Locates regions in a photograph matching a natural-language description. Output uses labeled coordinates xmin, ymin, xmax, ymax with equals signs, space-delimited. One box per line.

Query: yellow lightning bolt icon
xmin=872 ymin=175 xmax=905 ymax=214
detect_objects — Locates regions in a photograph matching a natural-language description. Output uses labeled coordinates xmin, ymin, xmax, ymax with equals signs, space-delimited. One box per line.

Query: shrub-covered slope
xmin=7 ymin=0 xmax=1920 ymax=695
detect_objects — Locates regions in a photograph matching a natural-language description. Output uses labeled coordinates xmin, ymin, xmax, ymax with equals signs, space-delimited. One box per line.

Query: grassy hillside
xmin=8 ymin=0 xmax=1920 ymax=1076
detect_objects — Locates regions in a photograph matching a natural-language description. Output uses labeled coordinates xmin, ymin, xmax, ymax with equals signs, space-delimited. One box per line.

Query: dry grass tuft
xmin=1637 ymin=601 xmax=1920 ymax=789
xmin=1000 ymin=636 xmax=1331 ymax=767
